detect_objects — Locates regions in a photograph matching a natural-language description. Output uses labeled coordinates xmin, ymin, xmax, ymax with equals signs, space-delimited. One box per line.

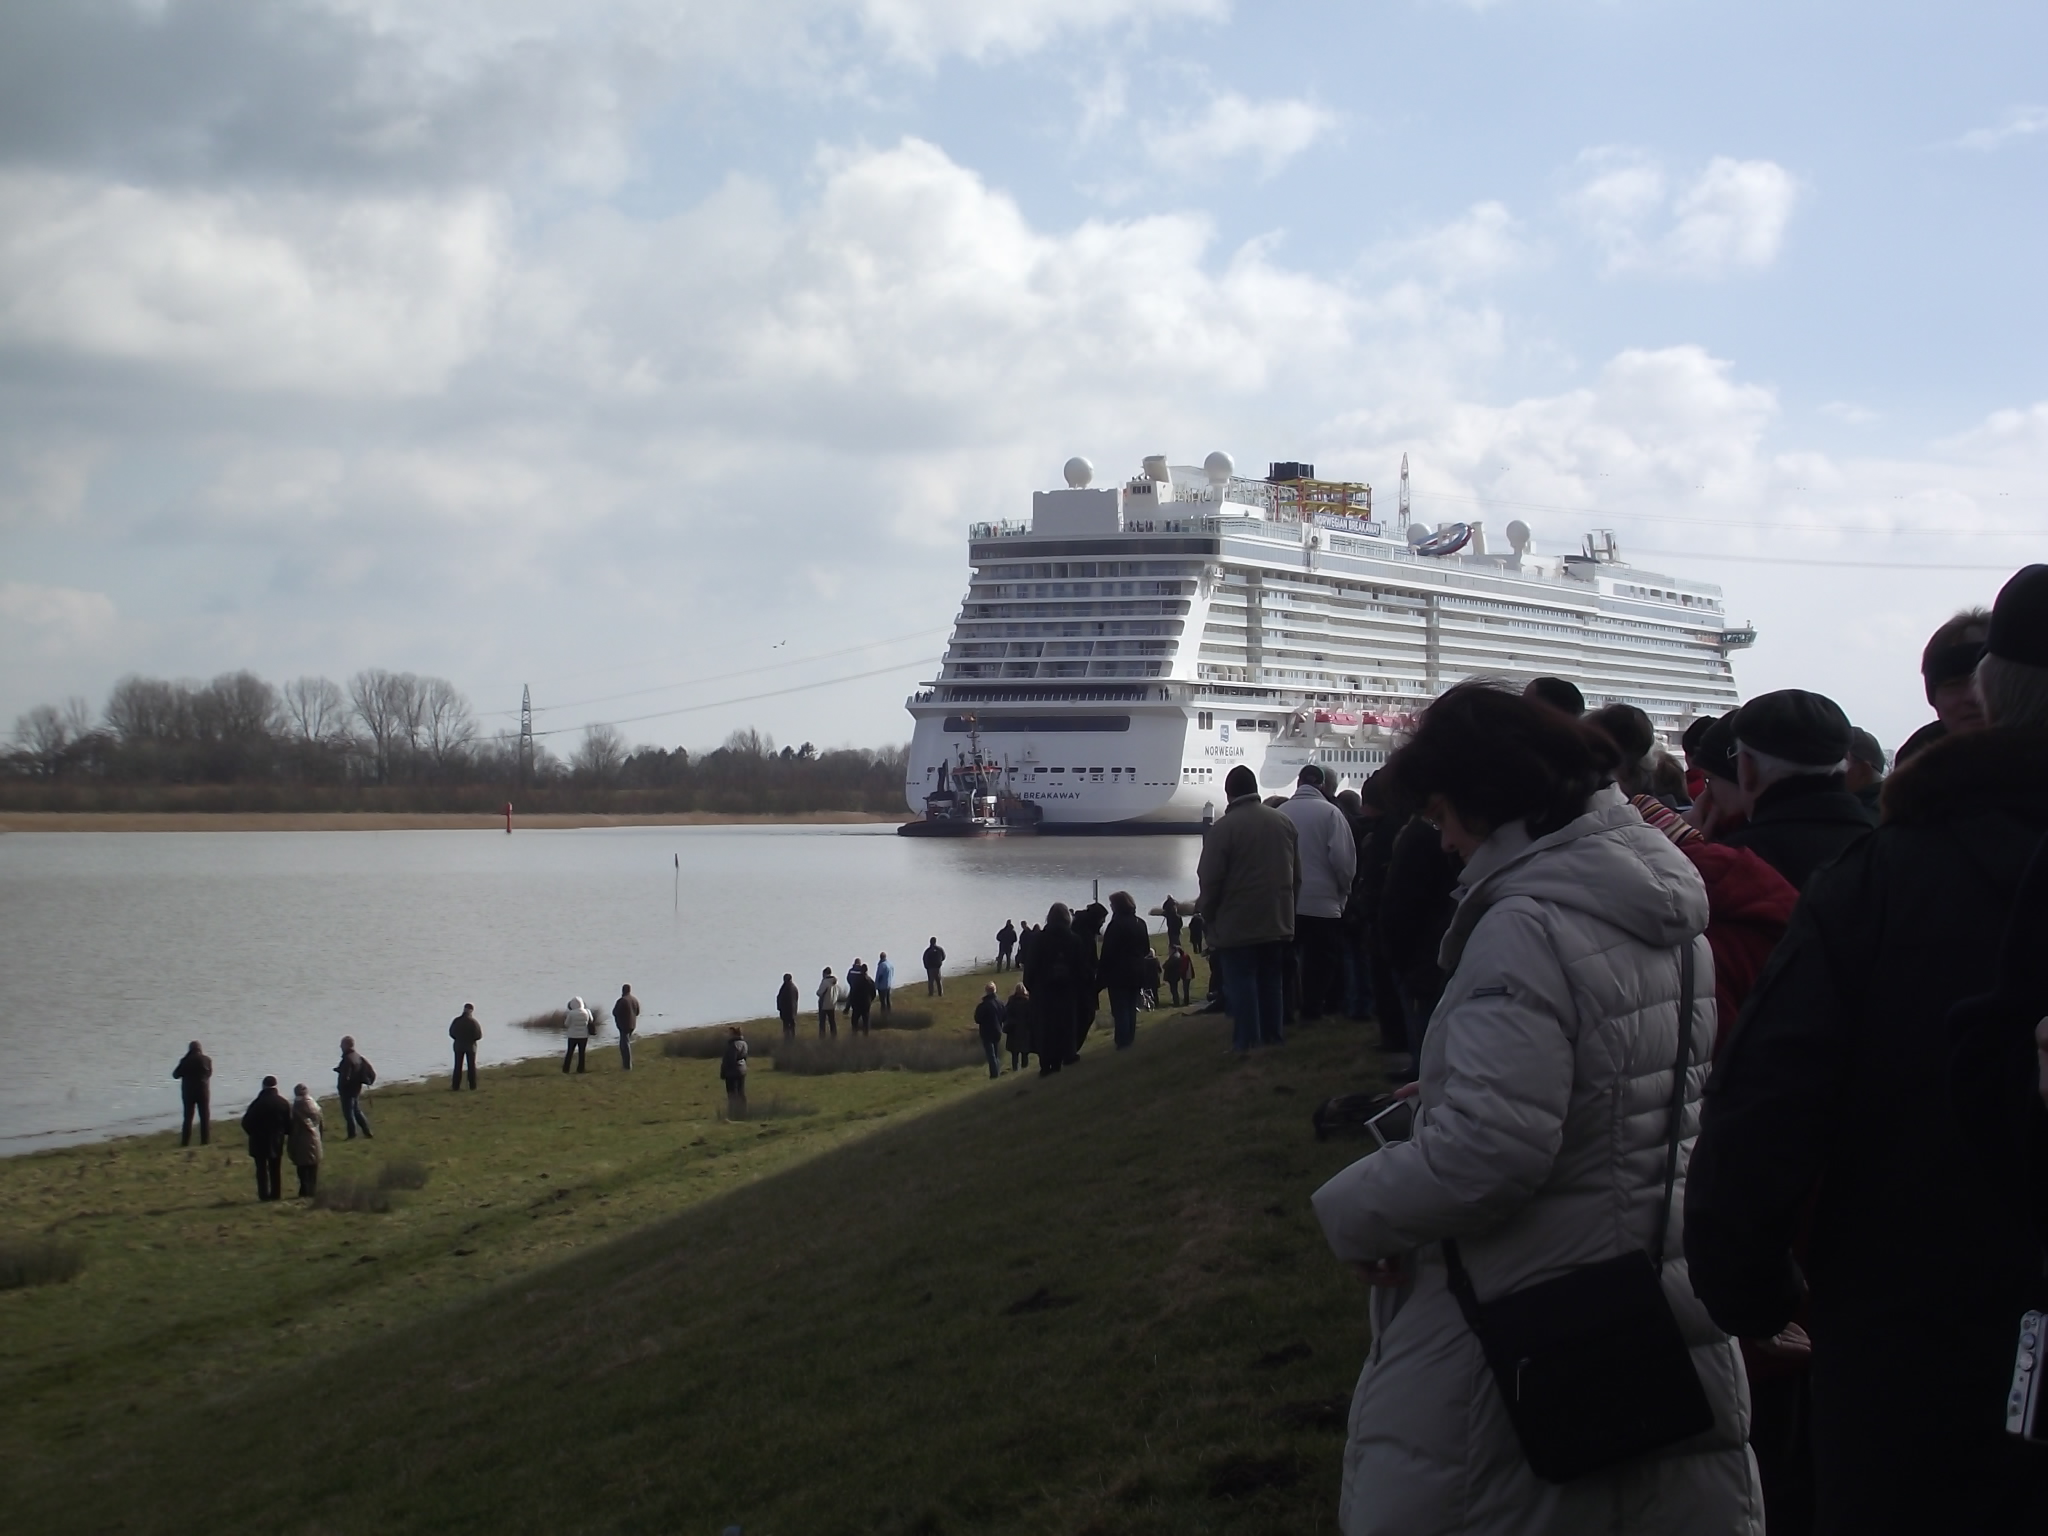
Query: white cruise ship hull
xmin=905 ymin=457 xmax=1748 ymax=832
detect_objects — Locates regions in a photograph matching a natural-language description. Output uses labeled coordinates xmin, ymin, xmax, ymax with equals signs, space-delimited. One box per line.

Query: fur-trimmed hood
xmin=1880 ymin=726 xmax=2048 ymax=827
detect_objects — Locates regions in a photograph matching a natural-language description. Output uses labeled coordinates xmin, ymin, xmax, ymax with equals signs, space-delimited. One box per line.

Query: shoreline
xmin=0 ymin=810 xmax=913 ymax=833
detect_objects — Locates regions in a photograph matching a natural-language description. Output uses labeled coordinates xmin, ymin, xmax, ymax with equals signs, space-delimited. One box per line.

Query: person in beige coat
xmin=287 ymin=1084 xmax=324 ymax=1200
xmin=1312 ymin=684 xmax=1761 ymax=1536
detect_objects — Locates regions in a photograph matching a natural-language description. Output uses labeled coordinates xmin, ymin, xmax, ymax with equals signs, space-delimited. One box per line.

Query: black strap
xmin=1443 ymin=940 xmax=1698 ymax=1310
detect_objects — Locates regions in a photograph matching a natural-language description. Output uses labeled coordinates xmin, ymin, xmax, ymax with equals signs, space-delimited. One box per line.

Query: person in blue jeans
xmin=974 ymin=983 xmax=1005 ymax=1078
xmin=1195 ymin=764 xmax=1301 ymax=1055
xmin=334 ymin=1036 xmax=376 ymax=1137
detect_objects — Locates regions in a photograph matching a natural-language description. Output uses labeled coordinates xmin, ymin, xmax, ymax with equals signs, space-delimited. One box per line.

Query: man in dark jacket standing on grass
xmin=776 ymin=973 xmax=800 ymax=1039
xmin=1719 ymin=689 xmax=1875 ymax=891
xmin=173 ymin=1040 xmax=211 ymax=1145
xmin=1095 ymin=890 xmax=1152 ymax=1049
xmin=1196 ymin=764 xmax=1300 ymax=1054
xmin=611 ymin=983 xmax=640 ymax=1070
xmin=974 ymin=983 xmax=1005 ymax=1078
xmin=846 ymin=962 xmax=877 ymax=1036
xmin=334 ymin=1036 xmax=374 ymax=1138
xmin=240 ymin=1076 xmax=291 ymax=1201
xmin=1687 ymin=565 xmax=2048 ymax=1535
xmin=449 ymin=1004 xmax=483 ymax=1090
xmin=996 ymin=921 xmax=1016 ymax=971
xmin=922 ymin=937 xmax=945 ymax=995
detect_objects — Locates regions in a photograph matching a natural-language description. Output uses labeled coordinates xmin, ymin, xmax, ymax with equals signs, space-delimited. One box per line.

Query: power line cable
xmin=1418 ymin=485 xmax=2042 ymax=537
xmin=530 ymin=657 xmax=933 ymax=740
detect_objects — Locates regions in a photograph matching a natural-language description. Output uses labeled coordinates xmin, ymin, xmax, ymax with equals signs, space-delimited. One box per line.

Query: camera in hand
xmin=2008 ymin=1310 xmax=2045 ymax=1442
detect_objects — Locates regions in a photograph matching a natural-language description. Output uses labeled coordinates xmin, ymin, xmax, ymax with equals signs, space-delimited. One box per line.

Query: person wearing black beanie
xmin=1718 ymin=688 xmax=1873 ymax=890
xmin=1687 ymin=562 xmax=2048 ymax=1533
xmin=1899 ymin=607 xmax=1993 ymax=764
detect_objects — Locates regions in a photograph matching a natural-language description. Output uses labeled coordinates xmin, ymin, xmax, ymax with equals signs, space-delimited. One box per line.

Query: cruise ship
xmin=903 ymin=453 xmax=1754 ymax=832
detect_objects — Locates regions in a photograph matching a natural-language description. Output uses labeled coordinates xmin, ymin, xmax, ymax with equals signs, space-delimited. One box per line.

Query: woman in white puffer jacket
xmin=561 ymin=996 xmax=594 ymax=1074
xmin=1313 ymin=683 xmax=1762 ymax=1536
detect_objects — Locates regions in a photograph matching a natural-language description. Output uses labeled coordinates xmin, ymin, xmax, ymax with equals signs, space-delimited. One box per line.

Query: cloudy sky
xmin=2 ymin=0 xmax=2042 ymax=757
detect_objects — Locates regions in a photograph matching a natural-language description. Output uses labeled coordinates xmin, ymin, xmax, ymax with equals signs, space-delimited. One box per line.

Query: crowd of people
xmin=1274 ymin=564 xmax=2048 ymax=1535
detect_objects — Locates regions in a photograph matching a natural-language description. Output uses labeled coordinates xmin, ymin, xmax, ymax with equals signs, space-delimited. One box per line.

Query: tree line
xmin=5 ymin=672 xmax=909 ymax=815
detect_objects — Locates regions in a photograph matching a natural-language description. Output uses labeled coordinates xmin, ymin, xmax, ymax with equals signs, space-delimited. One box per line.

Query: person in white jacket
xmin=1312 ymin=683 xmax=1761 ymax=1536
xmin=561 ymin=996 xmax=593 ymax=1074
xmin=1280 ymin=764 xmax=1357 ymax=1021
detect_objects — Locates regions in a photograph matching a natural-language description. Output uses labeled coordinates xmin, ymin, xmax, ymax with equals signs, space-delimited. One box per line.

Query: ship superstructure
xmin=905 ymin=453 xmax=1754 ymax=830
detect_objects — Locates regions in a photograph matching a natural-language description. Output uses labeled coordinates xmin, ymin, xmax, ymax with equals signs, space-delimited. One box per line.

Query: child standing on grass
xmin=719 ymin=1025 xmax=749 ymax=1118
xmin=288 ymin=1084 xmax=323 ymax=1199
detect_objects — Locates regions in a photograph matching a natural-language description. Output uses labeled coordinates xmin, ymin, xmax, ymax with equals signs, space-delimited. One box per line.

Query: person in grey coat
xmin=1311 ymin=684 xmax=1760 ymax=1536
xmin=1197 ymin=763 xmax=1301 ymax=1053
xmin=287 ymin=1084 xmax=323 ymax=1198
xmin=173 ymin=1040 xmax=212 ymax=1146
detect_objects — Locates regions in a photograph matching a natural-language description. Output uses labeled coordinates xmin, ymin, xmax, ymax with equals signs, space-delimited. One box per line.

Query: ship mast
xmin=1398 ymin=454 xmax=1411 ymax=529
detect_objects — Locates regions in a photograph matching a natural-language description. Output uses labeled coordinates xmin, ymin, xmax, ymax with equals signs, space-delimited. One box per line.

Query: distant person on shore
xmin=1022 ymin=904 xmax=1086 ymax=1074
xmin=718 ymin=1025 xmax=749 ymax=1117
xmin=975 ymin=984 xmax=1005 ymax=1078
xmin=816 ymin=968 xmax=838 ymax=1037
xmin=173 ymin=1040 xmax=212 ymax=1146
xmin=1197 ymin=763 xmax=1301 ymax=1055
xmin=923 ymin=937 xmax=946 ymax=996
xmin=561 ymin=997 xmax=593 ymax=1073
xmin=874 ymin=952 xmax=894 ymax=1015
xmin=1096 ymin=890 xmax=1152 ymax=1050
xmin=996 ymin=920 xmax=1017 ymax=970
xmin=334 ymin=1036 xmax=375 ymax=1138
xmin=287 ymin=1083 xmax=323 ymax=1199
xmin=612 ymin=984 xmax=641 ymax=1071
xmin=847 ymin=961 xmax=877 ymax=1036
xmin=1186 ymin=911 xmax=1204 ymax=955
xmin=1003 ymin=983 xmax=1032 ymax=1071
xmin=1161 ymin=894 xmax=1182 ymax=952
xmin=449 ymin=1004 xmax=483 ymax=1090
xmin=1140 ymin=947 xmax=1162 ymax=1009
xmin=240 ymin=1076 xmax=291 ymax=1202
xmin=776 ymin=974 xmax=800 ymax=1039
xmin=1280 ymin=764 xmax=1358 ymax=1023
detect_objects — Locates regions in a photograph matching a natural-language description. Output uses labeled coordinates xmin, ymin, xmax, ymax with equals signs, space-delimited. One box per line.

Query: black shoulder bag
xmin=1441 ymin=943 xmax=1714 ymax=1483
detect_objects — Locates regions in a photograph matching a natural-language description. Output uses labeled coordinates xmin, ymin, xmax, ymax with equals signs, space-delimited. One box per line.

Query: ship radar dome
xmin=1506 ymin=519 xmax=1532 ymax=554
xmin=1203 ymin=450 xmax=1234 ymax=485
xmin=1406 ymin=523 xmax=1429 ymax=548
xmin=1063 ymin=456 xmax=1094 ymax=488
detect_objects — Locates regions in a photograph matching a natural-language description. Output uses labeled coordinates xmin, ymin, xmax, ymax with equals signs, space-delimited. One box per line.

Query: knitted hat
xmin=1734 ymin=689 xmax=1852 ymax=767
xmin=1987 ymin=564 xmax=2048 ymax=667
xmin=1225 ymin=764 xmax=1258 ymax=799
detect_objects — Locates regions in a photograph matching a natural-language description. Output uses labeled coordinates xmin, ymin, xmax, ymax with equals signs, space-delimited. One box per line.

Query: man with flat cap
xmin=1687 ymin=564 xmax=2048 ymax=1533
xmin=1717 ymin=688 xmax=1874 ymax=890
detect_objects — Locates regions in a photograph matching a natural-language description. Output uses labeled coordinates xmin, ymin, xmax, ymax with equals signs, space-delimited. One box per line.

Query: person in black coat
xmin=1071 ymin=902 xmax=1107 ymax=1050
xmin=1718 ymin=689 xmax=1876 ymax=891
xmin=1003 ymin=982 xmax=1032 ymax=1071
xmin=776 ymin=973 xmax=800 ymax=1040
xmin=973 ymin=983 xmax=1005 ymax=1078
xmin=922 ymin=938 xmax=946 ymax=996
xmin=1096 ymin=891 xmax=1152 ymax=1049
xmin=846 ymin=962 xmax=878 ymax=1036
xmin=1686 ymin=574 xmax=2048 ymax=1534
xmin=1186 ymin=910 xmax=1205 ymax=954
xmin=996 ymin=921 xmax=1017 ymax=971
xmin=239 ymin=1076 xmax=291 ymax=1202
xmin=1022 ymin=903 xmax=1088 ymax=1074
xmin=1160 ymin=894 xmax=1182 ymax=952
xmin=1378 ymin=811 xmax=1458 ymax=1061
xmin=173 ymin=1041 xmax=212 ymax=1146
xmin=449 ymin=1005 xmax=483 ymax=1090
xmin=718 ymin=1026 xmax=749 ymax=1118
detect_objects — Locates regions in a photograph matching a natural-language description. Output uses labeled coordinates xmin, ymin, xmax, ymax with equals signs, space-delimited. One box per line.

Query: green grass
xmin=0 ymin=946 xmax=1389 ymax=1534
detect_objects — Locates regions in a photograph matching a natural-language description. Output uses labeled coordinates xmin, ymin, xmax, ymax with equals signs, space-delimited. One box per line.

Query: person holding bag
xmin=1311 ymin=683 xmax=1761 ymax=1536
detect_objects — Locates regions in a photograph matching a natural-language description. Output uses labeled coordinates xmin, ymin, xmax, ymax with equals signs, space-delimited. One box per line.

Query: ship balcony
xmin=1718 ymin=624 xmax=1758 ymax=653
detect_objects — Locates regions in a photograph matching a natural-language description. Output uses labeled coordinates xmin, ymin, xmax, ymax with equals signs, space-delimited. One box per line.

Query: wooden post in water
xmin=503 ymin=801 xmax=513 ymax=834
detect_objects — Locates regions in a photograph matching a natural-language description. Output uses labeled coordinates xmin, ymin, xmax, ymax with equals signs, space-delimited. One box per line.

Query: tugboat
xmin=898 ymin=716 xmax=1043 ymax=837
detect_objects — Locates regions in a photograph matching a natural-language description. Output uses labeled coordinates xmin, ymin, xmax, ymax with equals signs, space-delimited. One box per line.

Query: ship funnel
xmin=1063 ymin=456 xmax=1094 ymax=488
xmin=1203 ymin=450 xmax=1234 ymax=485
xmin=1142 ymin=454 xmax=1170 ymax=483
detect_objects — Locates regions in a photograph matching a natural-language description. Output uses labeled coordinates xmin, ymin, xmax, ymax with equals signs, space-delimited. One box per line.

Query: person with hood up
xmin=1095 ymin=890 xmax=1153 ymax=1049
xmin=1021 ymin=904 xmax=1089 ymax=1074
xmin=449 ymin=1004 xmax=483 ymax=1090
xmin=776 ymin=973 xmax=801 ymax=1039
xmin=1686 ymin=564 xmax=2048 ymax=1534
xmin=240 ymin=1076 xmax=292 ymax=1202
xmin=611 ymin=984 xmax=640 ymax=1071
xmin=974 ymin=983 xmax=1005 ymax=1078
xmin=173 ymin=1040 xmax=212 ymax=1146
xmin=1161 ymin=894 xmax=1183 ymax=952
xmin=1003 ymin=982 xmax=1032 ymax=1071
xmin=287 ymin=1083 xmax=323 ymax=1198
xmin=815 ymin=968 xmax=838 ymax=1037
xmin=334 ymin=1036 xmax=375 ymax=1138
xmin=1197 ymin=764 xmax=1301 ymax=1054
xmin=718 ymin=1025 xmax=748 ymax=1117
xmin=846 ymin=960 xmax=877 ymax=1036
xmin=561 ymin=997 xmax=593 ymax=1073
xmin=874 ymin=952 xmax=894 ymax=1015
xmin=1310 ymin=682 xmax=1761 ymax=1536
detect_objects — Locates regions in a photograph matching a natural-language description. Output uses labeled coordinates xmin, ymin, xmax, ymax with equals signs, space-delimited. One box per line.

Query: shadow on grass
xmin=719 ymin=1097 xmax=817 ymax=1124
xmin=662 ymin=1024 xmax=779 ymax=1061
xmin=0 ymin=1236 xmax=85 ymax=1290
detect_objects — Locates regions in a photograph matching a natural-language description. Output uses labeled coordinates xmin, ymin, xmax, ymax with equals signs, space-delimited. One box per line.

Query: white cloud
xmin=0 ymin=582 xmax=118 ymax=654
xmin=1143 ymin=92 xmax=1338 ymax=179
xmin=1955 ymin=106 xmax=2048 ymax=151
xmin=1569 ymin=150 xmax=1798 ymax=278
xmin=0 ymin=173 xmax=504 ymax=395
xmin=1363 ymin=201 xmax=1530 ymax=288
xmin=1821 ymin=400 xmax=1878 ymax=427
xmin=854 ymin=0 xmax=1225 ymax=68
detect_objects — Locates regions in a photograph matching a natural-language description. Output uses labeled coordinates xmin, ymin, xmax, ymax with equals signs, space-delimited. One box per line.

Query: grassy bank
xmin=1 ymin=954 xmax=1388 ymax=1534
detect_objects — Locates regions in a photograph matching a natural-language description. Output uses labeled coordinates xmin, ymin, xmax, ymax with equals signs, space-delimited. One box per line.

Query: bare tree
xmin=722 ymin=727 xmax=772 ymax=758
xmin=348 ymin=669 xmax=408 ymax=781
xmin=198 ymin=671 xmax=280 ymax=741
xmin=419 ymin=677 xmax=477 ymax=773
xmin=13 ymin=704 xmax=73 ymax=775
xmin=573 ymin=723 xmax=626 ymax=784
xmin=282 ymin=677 xmax=350 ymax=744
xmin=104 ymin=675 xmax=189 ymax=742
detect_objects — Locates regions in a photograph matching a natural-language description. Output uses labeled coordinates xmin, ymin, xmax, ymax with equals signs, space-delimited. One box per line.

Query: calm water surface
xmin=0 ymin=824 xmax=1201 ymax=1151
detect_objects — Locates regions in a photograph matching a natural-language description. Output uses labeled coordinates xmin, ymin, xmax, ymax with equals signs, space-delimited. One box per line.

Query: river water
xmin=0 ymin=825 xmax=1201 ymax=1153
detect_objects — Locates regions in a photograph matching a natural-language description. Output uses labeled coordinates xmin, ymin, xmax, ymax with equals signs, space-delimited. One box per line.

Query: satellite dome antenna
xmin=1398 ymin=454 xmax=1411 ymax=529
xmin=1203 ymin=450 xmax=1234 ymax=485
xmin=1063 ymin=456 xmax=1094 ymax=488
